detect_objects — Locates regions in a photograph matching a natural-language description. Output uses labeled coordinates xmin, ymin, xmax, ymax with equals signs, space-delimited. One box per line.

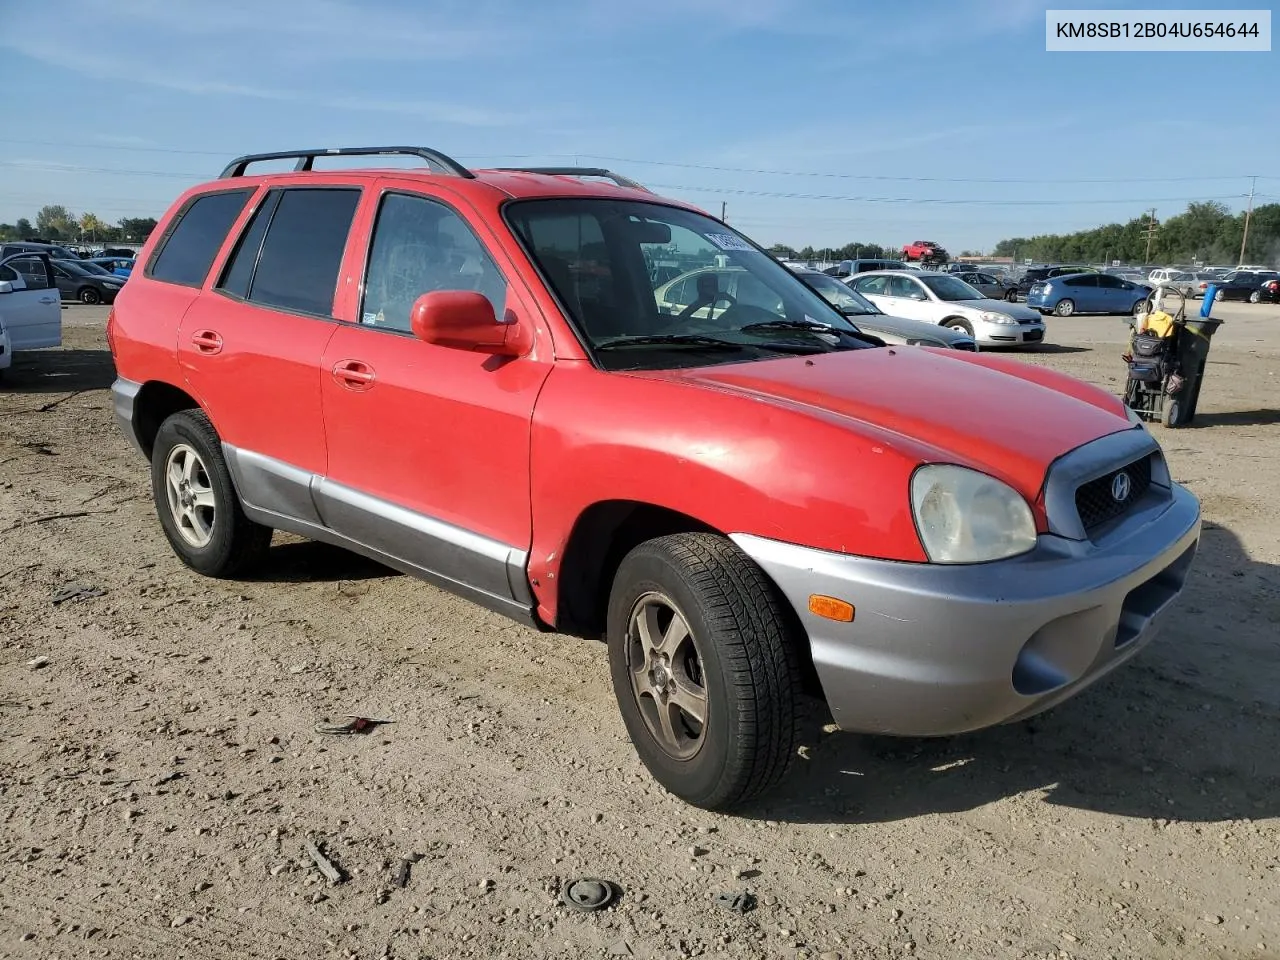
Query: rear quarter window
xmin=147 ymin=189 xmax=254 ymax=288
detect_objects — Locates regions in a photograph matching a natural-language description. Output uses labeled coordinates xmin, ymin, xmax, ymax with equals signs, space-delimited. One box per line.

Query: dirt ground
xmin=2 ymin=303 xmax=1278 ymax=960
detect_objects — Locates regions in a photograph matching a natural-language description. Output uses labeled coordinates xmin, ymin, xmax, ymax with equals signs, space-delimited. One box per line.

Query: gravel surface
xmin=1 ymin=304 xmax=1278 ymax=960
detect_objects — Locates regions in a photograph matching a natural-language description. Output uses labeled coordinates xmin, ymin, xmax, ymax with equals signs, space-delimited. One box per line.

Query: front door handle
xmin=191 ymin=330 xmax=224 ymax=355
xmin=38 ymin=296 xmax=58 ymax=304
xmin=332 ymin=359 xmax=376 ymax=391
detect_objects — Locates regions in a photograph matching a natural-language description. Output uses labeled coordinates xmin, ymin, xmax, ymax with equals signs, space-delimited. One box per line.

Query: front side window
xmin=148 ymin=189 xmax=253 ymax=287
xmin=853 ymin=275 xmax=890 ymax=295
xmin=506 ymin=198 xmax=873 ymax=370
xmin=361 ymin=192 xmax=508 ymax=333
xmin=886 ymin=275 xmax=925 ymax=299
xmin=245 ymin=188 xmax=360 ymax=317
xmin=800 ymin=273 xmax=882 ymax=316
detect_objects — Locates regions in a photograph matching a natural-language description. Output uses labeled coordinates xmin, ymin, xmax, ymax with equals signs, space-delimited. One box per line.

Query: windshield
xmin=55 ymin=260 xmax=93 ymax=277
xmin=77 ymin=261 xmax=113 ymax=275
xmin=919 ymin=274 xmax=984 ymax=301
xmin=799 ymin=273 xmax=882 ymax=315
xmin=505 ymin=199 xmax=875 ymax=369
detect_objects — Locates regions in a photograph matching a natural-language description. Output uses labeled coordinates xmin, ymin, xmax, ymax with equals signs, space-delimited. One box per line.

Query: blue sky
xmin=1 ymin=0 xmax=1276 ymax=251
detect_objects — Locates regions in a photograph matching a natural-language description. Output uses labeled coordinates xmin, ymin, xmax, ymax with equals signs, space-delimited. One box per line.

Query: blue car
xmin=1027 ymin=272 xmax=1152 ymax=318
xmin=87 ymin=257 xmax=135 ymax=278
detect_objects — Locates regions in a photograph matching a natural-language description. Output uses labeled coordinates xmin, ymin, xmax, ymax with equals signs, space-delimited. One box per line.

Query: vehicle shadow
xmin=750 ymin=519 xmax=1280 ymax=826
xmin=1185 ymin=408 xmax=1280 ymax=428
xmin=1025 ymin=343 xmax=1091 ymax=354
xmin=0 ymin=348 xmax=116 ymax=394
xmin=247 ymin=538 xmax=399 ymax=584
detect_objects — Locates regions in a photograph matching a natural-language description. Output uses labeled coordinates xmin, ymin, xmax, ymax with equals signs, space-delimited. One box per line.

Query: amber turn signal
xmin=808 ymin=595 xmax=855 ymax=622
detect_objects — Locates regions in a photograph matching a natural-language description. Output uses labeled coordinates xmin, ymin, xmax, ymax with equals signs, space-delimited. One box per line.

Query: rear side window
xmin=148 ymin=189 xmax=253 ymax=287
xmin=231 ymin=188 xmax=360 ymax=317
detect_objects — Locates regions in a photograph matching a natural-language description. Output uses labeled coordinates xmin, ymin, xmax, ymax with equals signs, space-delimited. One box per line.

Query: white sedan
xmin=847 ymin=270 xmax=1046 ymax=347
xmin=0 ymin=253 xmax=62 ymax=377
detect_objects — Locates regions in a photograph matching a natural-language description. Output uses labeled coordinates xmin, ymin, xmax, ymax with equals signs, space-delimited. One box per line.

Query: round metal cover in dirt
xmin=560 ymin=877 xmax=619 ymax=912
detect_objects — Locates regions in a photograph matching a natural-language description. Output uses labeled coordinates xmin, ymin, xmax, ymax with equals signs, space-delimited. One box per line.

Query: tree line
xmin=0 ymin=205 xmax=158 ymax=245
xmin=992 ymin=201 xmax=1280 ymax=266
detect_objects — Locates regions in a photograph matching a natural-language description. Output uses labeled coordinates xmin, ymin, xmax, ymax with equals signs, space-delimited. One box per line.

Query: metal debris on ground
xmin=51 ymin=583 xmax=106 ymax=605
xmin=25 ymin=656 xmax=51 ymax=671
xmin=391 ymin=853 xmax=422 ymax=888
xmin=560 ymin=877 xmax=620 ymax=912
xmin=303 ymin=838 xmax=346 ymax=884
xmin=313 ymin=715 xmax=394 ymax=736
xmin=713 ymin=890 xmax=758 ymax=914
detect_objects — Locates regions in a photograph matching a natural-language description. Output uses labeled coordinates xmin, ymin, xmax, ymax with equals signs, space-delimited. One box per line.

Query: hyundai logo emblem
xmin=1111 ymin=471 xmax=1132 ymax=503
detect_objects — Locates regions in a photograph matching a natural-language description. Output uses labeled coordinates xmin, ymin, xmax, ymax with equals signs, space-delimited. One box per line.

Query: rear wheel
xmin=1054 ymin=299 xmax=1075 ymax=317
xmin=1215 ymin=289 xmax=1226 ymax=302
xmin=607 ymin=533 xmax=804 ymax=810
xmin=1004 ymin=288 xmax=1018 ymax=302
xmin=1162 ymin=396 xmax=1182 ymax=428
xmin=78 ymin=287 xmax=101 ymax=305
xmin=150 ymin=409 xmax=272 ymax=577
xmin=1249 ymin=290 xmax=1261 ymax=303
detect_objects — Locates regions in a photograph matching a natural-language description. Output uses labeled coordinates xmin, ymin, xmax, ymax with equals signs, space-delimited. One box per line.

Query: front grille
xmin=1075 ymin=454 xmax=1153 ymax=531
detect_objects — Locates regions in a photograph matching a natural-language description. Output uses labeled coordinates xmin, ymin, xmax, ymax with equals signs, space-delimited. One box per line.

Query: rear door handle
xmin=332 ymin=359 xmax=376 ymax=391
xmin=191 ymin=330 xmax=223 ymax=355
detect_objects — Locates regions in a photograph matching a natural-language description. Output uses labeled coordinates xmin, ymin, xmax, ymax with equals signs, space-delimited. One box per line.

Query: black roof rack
xmin=492 ymin=166 xmax=649 ymax=192
xmin=218 ymin=146 xmax=475 ymax=180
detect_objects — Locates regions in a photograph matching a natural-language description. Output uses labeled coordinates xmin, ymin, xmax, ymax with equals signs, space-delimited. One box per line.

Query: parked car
xmin=953 ymin=270 xmax=1019 ymax=302
xmin=823 ymin=257 xmax=908 ymax=277
xmin=1199 ymin=270 xmax=1280 ymax=302
xmin=0 ymin=252 xmax=62 ymax=375
xmin=87 ymin=256 xmax=136 ymax=278
xmin=1015 ymin=265 xmax=1097 ymax=298
xmin=50 ymin=259 xmax=126 ymax=304
xmin=1145 ymin=269 xmax=1204 ymax=299
xmin=793 ymin=270 xmax=978 ymax=350
xmin=901 ymin=240 xmax=948 ymax=264
xmin=108 ymin=146 xmax=1201 ymax=811
xmin=1027 ymin=272 xmax=1152 ymax=317
xmin=1 ymin=240 xmax=81 ymax=262
xmin=847 ymin=270 xmax=1046 ymax=346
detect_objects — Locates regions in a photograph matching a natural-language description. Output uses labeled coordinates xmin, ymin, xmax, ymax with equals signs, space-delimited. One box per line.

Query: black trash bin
xmin=1166 ymin=317 xmax=1223 ymax=427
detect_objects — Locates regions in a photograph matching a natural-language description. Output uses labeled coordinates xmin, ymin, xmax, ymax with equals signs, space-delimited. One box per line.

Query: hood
xmin=852 ymin=311 xmax=972 ymax=345
xmin=647 ymin=347 xmax=1130 ymax=501
xmin=954 ymin=298 xmax=1042 ymax=321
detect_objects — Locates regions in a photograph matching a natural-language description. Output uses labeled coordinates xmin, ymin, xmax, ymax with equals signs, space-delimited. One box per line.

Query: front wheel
xmin=1215 ymin=289 xmax=1226 ymax=302
xmin=1054 ymin=299 xmax=1075 ymax=317
xmin=945 ymin=318 xmax=975 ymax=336
xmin=607 ymin=533 xmax=805 ymax=810
xmin=1132 ymin=299 xmax=1149 ymax=318
xmin=150 ymin=409 xmax=272 ymax=577
xmin=79 ymin=287 xmax=101 ymax=305
xmin=1005 ymin=289 xmax=1018 ymax=302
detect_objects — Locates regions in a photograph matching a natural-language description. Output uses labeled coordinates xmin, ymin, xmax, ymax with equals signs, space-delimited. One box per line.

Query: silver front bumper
xmin=732 ymin=456 xmax=1201 ymax=737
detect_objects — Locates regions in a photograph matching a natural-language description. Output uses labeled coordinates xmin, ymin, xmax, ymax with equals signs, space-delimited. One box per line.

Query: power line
xmin=1 ymin=138 xmax=1275 ymax=185
xmin=650 ymin=183 xmax=1251 ymax=207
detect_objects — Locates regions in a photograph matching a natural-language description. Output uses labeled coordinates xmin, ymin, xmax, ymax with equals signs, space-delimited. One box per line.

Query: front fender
xmin=527 ymin=362 xmax=927 ymax=621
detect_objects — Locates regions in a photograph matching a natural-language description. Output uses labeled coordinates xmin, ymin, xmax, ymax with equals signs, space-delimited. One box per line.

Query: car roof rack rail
xmin=492 ymin=166 xmax=650 ymax=192
xmin=218 ymin=146 xmax=476 ymax=180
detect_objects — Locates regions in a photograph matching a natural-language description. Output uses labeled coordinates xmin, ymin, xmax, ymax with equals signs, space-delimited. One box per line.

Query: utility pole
xmin=720 ymin=201 xmax=727 ymax=221
xmin=1238 ymin=175 xmax=1256 ymax=266
xmin=1143 ymin=208 xmax=1158 ymax=265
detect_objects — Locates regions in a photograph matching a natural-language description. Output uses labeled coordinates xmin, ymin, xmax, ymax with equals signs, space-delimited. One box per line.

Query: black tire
xmin=150 ymin=409 xmax=271 ymax=577
xmin=79 ymin=287 xmax=101 ymax=305
xmin=606 ymin=533 xmax=805 ymax=810
xmin=1005 ymin=289 xmax=1018 ymax=302
xmin=1132 ymin=299 xmax=1148 ymax=317
xmin=943 ymin=317 xmax=974 ymax=337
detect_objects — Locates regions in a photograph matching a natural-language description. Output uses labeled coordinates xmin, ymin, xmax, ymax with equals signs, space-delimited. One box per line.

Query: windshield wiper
xmin=739 ymin=319 xmax=835 ymax=333
xmin=594 ymin=334 xmax=750 ymax=351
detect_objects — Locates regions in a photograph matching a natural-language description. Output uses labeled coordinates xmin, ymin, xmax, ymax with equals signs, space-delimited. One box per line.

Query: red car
xmin=901 ymin=240 xmax=948 ymax=264
xmin=108 ymin=147 xmax=1202 ymax=810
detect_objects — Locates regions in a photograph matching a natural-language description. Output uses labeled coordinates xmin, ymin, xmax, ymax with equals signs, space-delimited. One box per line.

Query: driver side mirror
xmin=0 ymin=281 xmax=12 ymax=295
xmin=410 ymin=291 xmax=529 ymax=356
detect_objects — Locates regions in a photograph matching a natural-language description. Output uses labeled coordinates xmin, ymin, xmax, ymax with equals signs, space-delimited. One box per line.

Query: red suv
xmin=109 ymin=147 xmax=1202 ymax=810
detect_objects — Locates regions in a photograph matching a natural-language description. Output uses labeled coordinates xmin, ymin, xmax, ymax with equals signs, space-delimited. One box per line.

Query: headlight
xmin=979 ymin=310 xmax=1018 ymax=325
xmin=910 ymin=464 xmax=1037 ymax=563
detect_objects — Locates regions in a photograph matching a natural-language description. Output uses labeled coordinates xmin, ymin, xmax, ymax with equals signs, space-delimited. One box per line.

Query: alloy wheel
xmin=626 ymin=592 xmax=708 ymax=760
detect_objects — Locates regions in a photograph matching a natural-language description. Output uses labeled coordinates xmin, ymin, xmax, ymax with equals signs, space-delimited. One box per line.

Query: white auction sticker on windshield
xmin=706 ymin=233 xmax=755 ymax=251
